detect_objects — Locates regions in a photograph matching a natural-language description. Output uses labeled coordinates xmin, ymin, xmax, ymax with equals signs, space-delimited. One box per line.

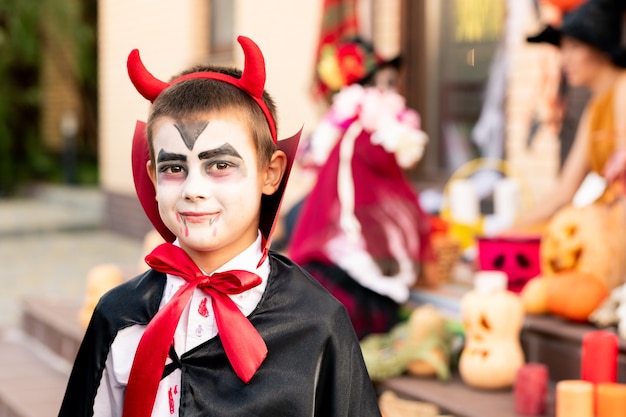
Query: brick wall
xmin=41 ymin=9 xmax=82 ymax=152
xmin=505 ymin=21 xmax=562 ymax=207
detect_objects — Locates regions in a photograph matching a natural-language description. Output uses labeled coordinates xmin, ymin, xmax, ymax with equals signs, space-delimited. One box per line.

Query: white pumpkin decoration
xmin=459 ymin=271 xmax=525 ymax=389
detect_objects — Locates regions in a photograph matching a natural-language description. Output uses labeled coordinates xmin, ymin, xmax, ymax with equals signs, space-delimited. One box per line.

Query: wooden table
xmin=386 ymin=284 xmax=626 ymax=416
xmin=378 ymin=374 xmax=555 ymax=417
xmin=521 ymin=314 xmax=626 ymax=382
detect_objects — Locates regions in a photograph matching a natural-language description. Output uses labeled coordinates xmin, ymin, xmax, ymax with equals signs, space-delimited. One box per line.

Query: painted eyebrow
xmin=197 ymin=143 xmax=242 ymax=160
xmin=157 ymin=150 xmax=187 ymax=163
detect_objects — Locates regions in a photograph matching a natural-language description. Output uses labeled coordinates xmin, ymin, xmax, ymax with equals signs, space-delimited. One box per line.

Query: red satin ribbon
xmin=122 ymin=243 xmax=267 ymax=417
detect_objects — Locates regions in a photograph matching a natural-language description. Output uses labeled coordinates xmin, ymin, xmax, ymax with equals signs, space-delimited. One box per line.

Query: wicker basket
xmin=440 ymin=158 xmax=534 ymax=252
xmin=429 ymin=232 xmax=462 ymax=284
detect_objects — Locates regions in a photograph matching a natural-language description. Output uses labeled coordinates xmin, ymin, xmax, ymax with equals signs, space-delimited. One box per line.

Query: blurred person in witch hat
xmin=286 ymin=36 xmax=435 ymax=340
xmin=513 ymin=0 xmax=626 ymax=230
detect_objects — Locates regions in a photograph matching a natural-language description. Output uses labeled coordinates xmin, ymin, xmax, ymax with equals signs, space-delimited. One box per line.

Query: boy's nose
xmin=183 ymin=190 xmax=207 ymax=202
xmin=182 ymin=172 xmax=210 ymax=201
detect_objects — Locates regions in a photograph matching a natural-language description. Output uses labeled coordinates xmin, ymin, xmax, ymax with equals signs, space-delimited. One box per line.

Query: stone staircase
xmin=0 ymin=183 xmax=143 ymax=417
xmin=0 ymin=297 xmax=83 ymax=417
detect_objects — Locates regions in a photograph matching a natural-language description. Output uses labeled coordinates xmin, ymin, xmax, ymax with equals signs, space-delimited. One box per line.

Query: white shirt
xmin=93 ymin=233 xmax=270 ymax=417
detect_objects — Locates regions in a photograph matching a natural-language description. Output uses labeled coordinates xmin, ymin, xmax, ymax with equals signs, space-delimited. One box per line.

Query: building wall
xmin=99 ymin=0 xmax=210 ymax=238
xmin=372 ymin=0 xmax=402 ymax=59
xmin=235 ymin=0 xmax=324 ymax=138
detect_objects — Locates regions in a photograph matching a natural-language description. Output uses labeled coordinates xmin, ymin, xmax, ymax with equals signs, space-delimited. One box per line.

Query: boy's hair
xmin=146 ymin=65 xmax=278 ymax=167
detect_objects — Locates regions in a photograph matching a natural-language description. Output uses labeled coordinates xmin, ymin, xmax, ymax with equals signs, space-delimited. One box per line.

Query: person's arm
xmin=58 ymin=307 xmax=117 ymax=417
xmin=603 ymin=73 xmax=626 ymax=183
xmin=514 ymin=106 xmax=592 ymax=229
xmin=92 ymin=351 xmax=125 ymax=417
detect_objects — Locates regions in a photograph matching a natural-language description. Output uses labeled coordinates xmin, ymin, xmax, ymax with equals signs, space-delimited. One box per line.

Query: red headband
xmin=127 ymin=36 xmax=277 ymax=142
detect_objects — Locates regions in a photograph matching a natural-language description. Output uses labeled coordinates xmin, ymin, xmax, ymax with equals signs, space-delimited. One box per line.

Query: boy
xmin=58 ymin=36 xmax=381 ymax=417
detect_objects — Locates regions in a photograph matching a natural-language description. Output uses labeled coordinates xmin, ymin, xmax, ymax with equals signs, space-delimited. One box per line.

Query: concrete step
xmin=0 ymin=329 xmax=71 ymax=417
xmin=20 ymin=297 xmax=84 ymax=364
xmin=0 ymin=297 xmax=84 ymax=417
xmin=22 ymin=184 xmax=103 ymax=212
xmin=0 ymin=184 xmax=104 ymax=237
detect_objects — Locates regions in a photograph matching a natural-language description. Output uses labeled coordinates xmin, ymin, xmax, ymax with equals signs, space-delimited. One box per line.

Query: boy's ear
xmin=262 ymin=150 xmax=287 ymax=195
xmin=146 ymin=160 xmax=157 ymax=188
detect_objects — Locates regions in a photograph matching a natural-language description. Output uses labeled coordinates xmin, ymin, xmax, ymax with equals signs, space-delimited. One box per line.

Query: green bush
xmin=0 ymin=0 xmax=97 ymax=195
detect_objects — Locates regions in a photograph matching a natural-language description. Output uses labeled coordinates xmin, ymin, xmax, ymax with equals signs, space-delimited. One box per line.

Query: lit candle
xmin=556 ymin=380 xmax=594 ymax=417
xmin=448 ymin=179 xmax=480 ymax=225
xmin=494 ymin=177 xmax=521 ymax=223
xmin=514 ymin=363 xmax=548 ymax=415
xmin=581 ymin=330 xmax=619 ymax=383
xmin=597 ymin=383 xmax=626 ymax=417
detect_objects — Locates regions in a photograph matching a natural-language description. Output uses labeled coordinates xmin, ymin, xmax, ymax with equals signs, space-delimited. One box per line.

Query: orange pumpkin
xmin=546 ymin=271 xmax=609 ymax=322
xmin=520 ymin=276 xmax=549 ymax=315
xmin=78 ymin=263 xmax=124 ymax=328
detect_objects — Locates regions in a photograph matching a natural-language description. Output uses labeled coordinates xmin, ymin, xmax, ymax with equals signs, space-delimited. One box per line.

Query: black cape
xmin=58 ymin=252 xmax=382 ymax=417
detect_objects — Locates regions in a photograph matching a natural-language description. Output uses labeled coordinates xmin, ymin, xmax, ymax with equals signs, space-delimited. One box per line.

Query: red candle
xmin=581 ymin=330 xmax=619 ymax=383
xmin=514 ymin=363 xmax=549 ymax=415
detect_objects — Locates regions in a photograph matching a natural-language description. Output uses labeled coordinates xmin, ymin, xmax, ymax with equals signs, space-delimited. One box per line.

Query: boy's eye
xmin=159 ymin=164 xmax=184 ymax=174
xmin=208 ymin=161 xmax=235 ymax=172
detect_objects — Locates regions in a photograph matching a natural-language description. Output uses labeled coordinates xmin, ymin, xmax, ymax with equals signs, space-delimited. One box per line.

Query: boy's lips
xmin=179 ymin=211 xmax=220 ymax=224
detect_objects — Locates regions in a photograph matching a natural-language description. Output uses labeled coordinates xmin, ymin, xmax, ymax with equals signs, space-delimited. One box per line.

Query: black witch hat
xmin=527 ymin=0 xmax=626 ymax=67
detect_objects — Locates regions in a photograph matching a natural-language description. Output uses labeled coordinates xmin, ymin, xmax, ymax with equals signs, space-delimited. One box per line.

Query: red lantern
xmin=477 ymin=236 xmax=541 ymax=293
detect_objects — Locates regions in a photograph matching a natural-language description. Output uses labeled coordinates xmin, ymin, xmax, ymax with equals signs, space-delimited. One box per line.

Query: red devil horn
xmin=237 ymin=36 xmax=266 ymax=99
xmin=127 ymin=49 xmax=169 ymax=103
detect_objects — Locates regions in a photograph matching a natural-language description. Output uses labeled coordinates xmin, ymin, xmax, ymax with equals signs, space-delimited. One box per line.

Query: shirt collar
xmin=172 ymin=231 xmax=269 ymax=278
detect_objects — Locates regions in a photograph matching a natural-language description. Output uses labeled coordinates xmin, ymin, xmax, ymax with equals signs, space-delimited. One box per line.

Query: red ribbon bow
xmin=122 ymin=243 xmax=267 ymax=417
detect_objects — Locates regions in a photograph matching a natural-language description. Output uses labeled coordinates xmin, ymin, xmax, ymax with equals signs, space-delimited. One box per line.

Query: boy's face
xmin=147 ymin=110 xmax=280 ymax=266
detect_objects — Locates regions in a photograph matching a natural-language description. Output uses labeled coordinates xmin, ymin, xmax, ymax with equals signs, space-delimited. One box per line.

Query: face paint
xmin=174 ymin=119 xmax=209 ymax=150
xmin=175 ymin=212 xmax=189 ymax=237
xmin=151 ymin=112 xmax=266 ymax=267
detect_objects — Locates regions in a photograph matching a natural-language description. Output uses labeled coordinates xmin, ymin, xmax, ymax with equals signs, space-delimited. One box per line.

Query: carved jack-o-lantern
xmin=541 ymin=201 xmax=626 ymax=291
xmin=478 ymin=237 xmax=541 ymax=293
xmin=459 ymin=272 xmax=525 ymax=389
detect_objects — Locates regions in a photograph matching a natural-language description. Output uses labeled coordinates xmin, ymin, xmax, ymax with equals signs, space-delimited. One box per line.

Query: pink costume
xmin=289 ymin=84 xmax=432 ymax=338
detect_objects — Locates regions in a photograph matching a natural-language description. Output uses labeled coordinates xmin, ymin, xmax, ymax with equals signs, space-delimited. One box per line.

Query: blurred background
xmin=0 ymin=0 xmax=585 ymax=415
xmin=0 ymin=0 xmax=575 ymax=230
